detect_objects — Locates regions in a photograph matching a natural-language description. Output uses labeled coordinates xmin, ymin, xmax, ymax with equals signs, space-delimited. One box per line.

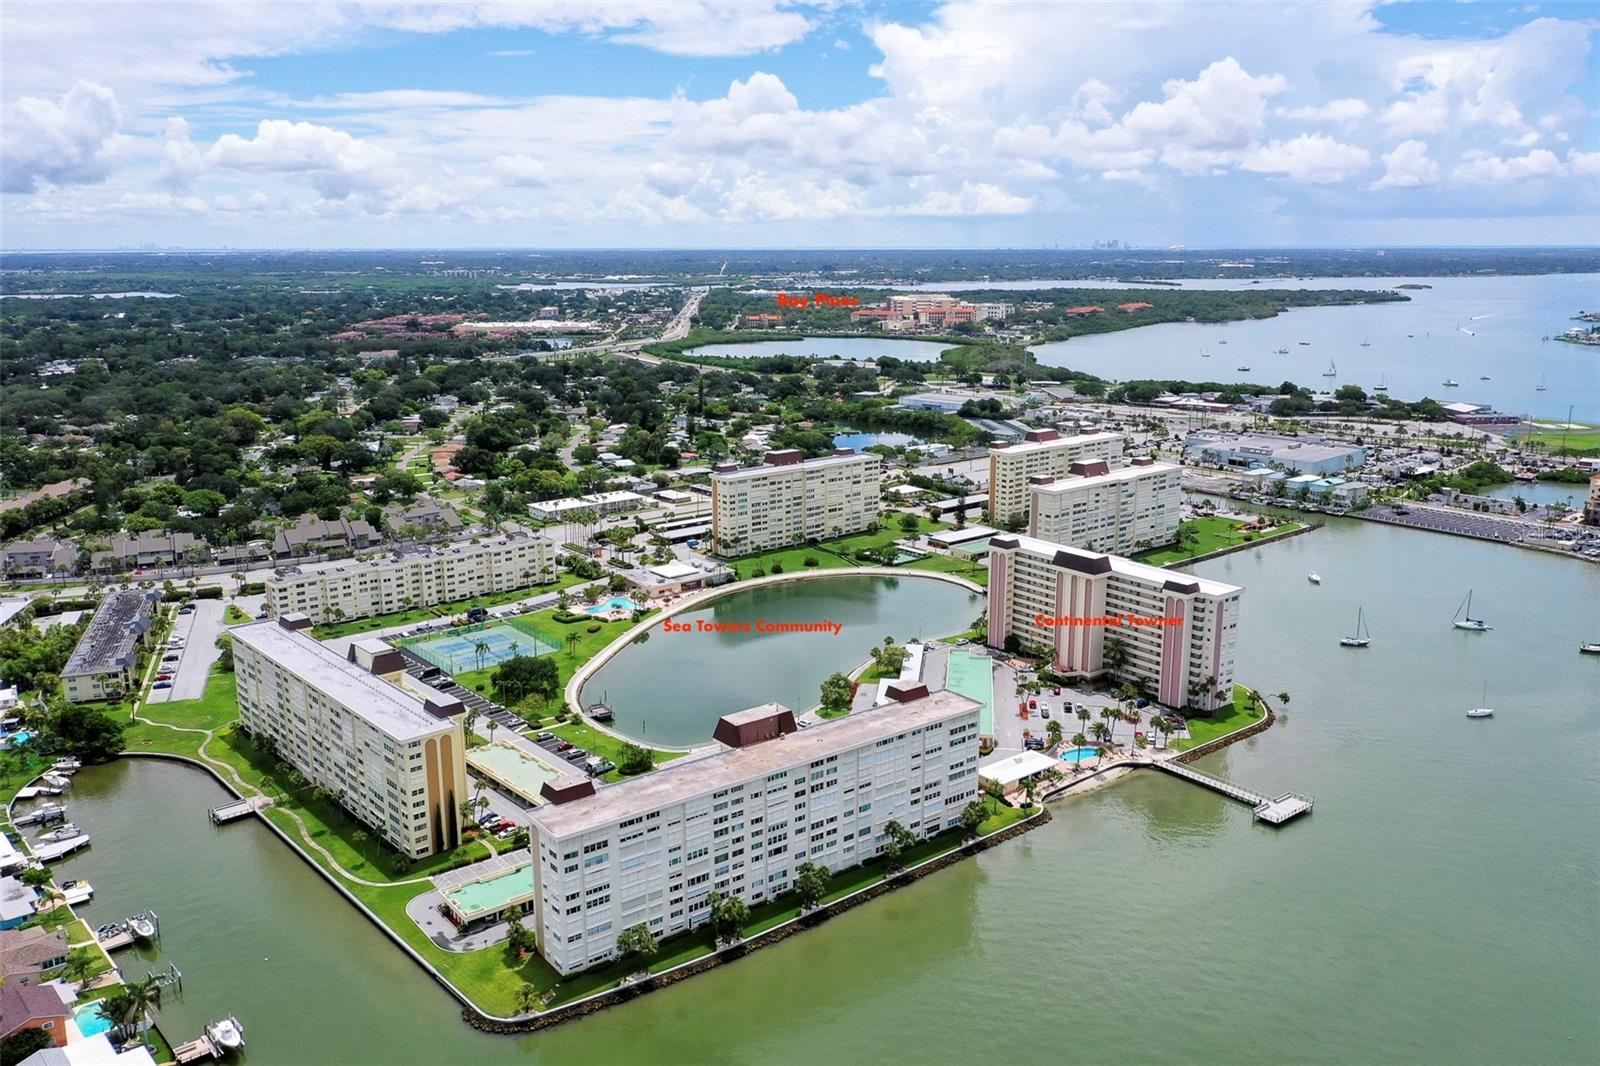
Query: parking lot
xmin=1362 ymin=504 xmax=1537 ymax=544
xmin=146 ymin=598 xmax=225 ymax=703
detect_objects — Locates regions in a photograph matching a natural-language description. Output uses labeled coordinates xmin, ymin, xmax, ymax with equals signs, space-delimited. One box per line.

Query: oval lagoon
xmin=684 ymin=336 xmax=951 ymax=362
xmin=832 ymin=430 xmax=921 ymax=450
xmin=580 ymin=574 xmax=982 ymax=746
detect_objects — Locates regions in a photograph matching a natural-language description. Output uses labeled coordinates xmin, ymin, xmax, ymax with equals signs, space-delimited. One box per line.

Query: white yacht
xmin=1452 ymin=589 xmax=1490 ymax=631
xmin=1580 ymin=642 xmax=1600 ymax=654
xmin=37 ymin=823 xmax=81 ymax=842
xmin=1442 ymin=378 xmax=1460 ymax=387
xmin=1340 ymin=607 xmax=1371 ymax=648
xmin=1307 ymin=572 xmax=1322 ymax=585
xmin=206 ymin=1017 xmax=245 ymax=1050
xmin=128 ymin=913 xmax=156 ymax=941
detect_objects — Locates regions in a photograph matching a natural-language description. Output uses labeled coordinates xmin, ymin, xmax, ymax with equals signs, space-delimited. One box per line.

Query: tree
xmin=62 ymin=946 xmax=98 ymax=984
xmin=504 ymin=914 xmax=535 ymax=958
xmin=49 ymin=704 xmax=125 ymax=762
xmin=795 ymin=861 xmax=830 ymax=910
xmin=1076 ymin=705 xmax=1092 ymax=737
xmin=495 ymin=655 xmax=558 ymax=704
xmin=615 ymin=742 xmax=653 ymax=775
xmin=0 ymin=1029 xmax=53 ymax=1063
xmin=616 ymin=923 xmax=660 ymax=971
xmin=1102 ymin=635 xmax=1129 ymax=678
xmin=513 ymin=982 xmax=543 ymax=1015
xmin=897 ymin=512 xmax=920 ymax=534
xmin=819 ymin=671 xmax=852 ymax=714
xmin=880 ymin=819 xmax=918 ymax=871
xmin=959 ymin=801 xmax=986 ymax=839
xmin=1046 ymin=719 xmax=1063 ymax=747
xmin=19 ymin=866 xmax=53 ymax=888
xmin=706 ymin=891 xmax=749 ymax=945
xmin=1276 ymin=691 xmax=1291 ymax=705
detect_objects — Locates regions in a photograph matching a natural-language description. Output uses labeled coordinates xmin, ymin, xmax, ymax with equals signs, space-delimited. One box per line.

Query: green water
xmin=580 ymin=574 xmax=984 ymax=745
xmin=55 ymin=517 xmax=1599 ymax=1064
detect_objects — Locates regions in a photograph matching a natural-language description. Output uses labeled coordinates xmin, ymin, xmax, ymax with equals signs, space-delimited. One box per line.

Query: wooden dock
xmin=209 ymin=796 xmax=272 ymax=824
xmin=97 ymin=928 xmax=135 ymax=951
xmin=1154 ymin=760 xmax=1313 ymax=825
xmin=173 ymin=1035 xmax=220 ymax=1063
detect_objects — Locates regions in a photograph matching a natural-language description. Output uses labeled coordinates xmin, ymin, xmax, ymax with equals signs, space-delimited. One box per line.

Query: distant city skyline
xmin=2 ymin=1 xmax=1597 ymax=250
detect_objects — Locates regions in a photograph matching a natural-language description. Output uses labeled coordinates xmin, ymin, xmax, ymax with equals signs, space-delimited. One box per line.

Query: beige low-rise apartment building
xmin=1027 ymin=457 xmax=1183 ymax=554
xmin=987 ymin=534 xmax=1242 ymax=712
xmin=527 ymin=685 xmax=982 ymax=975
xmin=710 ymin=449 xmax=882 ymax=555
xmin=60 ymin=589 xmax=160 ymax=703
xmin=232 ymin=616 xmax=469 ymax=858
xmin=265 ymin=532 xmax=555 ymax=624
xmin=987 ymin=429 xmax=1125 ymax=525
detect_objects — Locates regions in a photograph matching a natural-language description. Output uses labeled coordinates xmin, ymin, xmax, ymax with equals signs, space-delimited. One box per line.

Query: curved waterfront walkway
xmin=562 ymin=566 xmax=985 ymax=750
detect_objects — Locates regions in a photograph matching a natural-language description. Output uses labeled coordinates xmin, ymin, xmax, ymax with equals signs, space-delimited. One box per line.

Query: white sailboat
xmin=1339 ymin=607 xmax=1371 ymax=648
xmin=1467 ymin=681 xmax=1494 ymax=718
xmin=1536 ymin=372 xmax=1548 ymax=392
xmin=1322 ymin=360 xmax=1337 ymax=377
xmin=1275 ymin=346 xmax=1289 ymax=354
xmin=1236 ymin=364 xmax=1251 ymax=371
xmin=1360 ymin=338 xmax=1371 ymax=347
xmin=1442 ymin=378 xmax=1460 ymax=387
xmin=1452 ymin=589 xmax=1490 ymax=631
xmin=1374 ymin=373 xmax=1389 ymax=392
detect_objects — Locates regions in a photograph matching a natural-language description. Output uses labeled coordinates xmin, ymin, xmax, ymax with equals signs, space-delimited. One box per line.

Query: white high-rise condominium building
xmin=710 ymin=449 xmax=882 ymax=555
xmin=264 ymin=531 xmax=555 ymax=624
xmin=988 ymin=429 xmax=1124 ymax=525
xmin=232 ymin=616 xmax=470 ymax=858
xmin=527 ymin=686 xmax=982 ymax=975
xmin=1027 ymin=457 xmax=1183 ymax=554
xmin=986 ymin=534 xmax=1242 ymax=711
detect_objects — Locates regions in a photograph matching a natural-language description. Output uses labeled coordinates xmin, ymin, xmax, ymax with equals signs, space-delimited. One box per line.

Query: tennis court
xmin=944 ymin=649 xmax=995 ymax=737
xmin=399 ymin=619 xmax=558 ymax=674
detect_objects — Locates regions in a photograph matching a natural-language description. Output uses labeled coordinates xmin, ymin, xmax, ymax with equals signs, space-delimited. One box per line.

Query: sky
xmin=2 ymin=0 xmax=1598 ymax=250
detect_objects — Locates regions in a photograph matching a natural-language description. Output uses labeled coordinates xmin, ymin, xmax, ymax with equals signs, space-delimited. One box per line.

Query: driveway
xmin=146 ymin=598 xmax=225 ymax=703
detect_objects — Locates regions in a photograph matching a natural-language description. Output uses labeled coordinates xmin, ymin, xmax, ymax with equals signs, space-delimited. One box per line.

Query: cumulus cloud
xmin=1120 ymin=58 xmax=1287 ymax=150
xmin=1371 ymin=140 xmax=1440 ymax=190
xmin=1277 ymin=98 xmax=1370 ymax=125
xmin=207 ymin=119 xmax=399 ymax=197
xmin=487 ymin=154 xmax=549 ymax=187
xmin=1452 ymin=148 xmax=1566 ymax=184
xmin=1240 ymin=134 xmax=1370 ymax=184
xmin=899 ymin=182 xmax=1032 ymax=216
xmin=1 ymin=81 xmax=120 ymax=193
xmin=1568 ymin=150 xmax=1600 ymax=177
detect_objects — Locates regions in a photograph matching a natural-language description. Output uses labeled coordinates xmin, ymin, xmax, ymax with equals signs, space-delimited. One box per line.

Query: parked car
xmin=477 ymin=811 xmax=498 ymax=826
xmin=156 ymin=673 xmax=173 ymax=682
xmin=1040 ymin=708 xmax=1051 ymax=719
xmin=466 ymin=607 xmax=489 ymax=623
xmin=1028 ymin=699 xmax=1037 ymax=709
xmin=1052 ymin=687 xmax=1061 ymax=695
xmin=555 ymin=740 xmax=574 ymax=751
xmin=162 ymin=655 xmax=179 ymax=663
xmin=177 ymin=605 xmax=195 ymax=615
xmin=562 ymin=749 xmax=588 ymax=763
xmin=1135 ymin=698 xmax=1149 ymax=709
xmin=152 ymin=681 xmax=172 ymax=689
xmin=1024 ymin=737 xmax=1045 ymax=751
xmin=535 ymin=732 xmax=553 ymax=742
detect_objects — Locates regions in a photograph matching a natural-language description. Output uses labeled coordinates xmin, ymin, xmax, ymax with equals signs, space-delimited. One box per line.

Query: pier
xmin=174 ymin=1035 xmax=222 ymax=1063
xmin=208 ymin=796 xmax=272 ymax=824
xmin=1154 ymin=760 xmax=1313 ymax=825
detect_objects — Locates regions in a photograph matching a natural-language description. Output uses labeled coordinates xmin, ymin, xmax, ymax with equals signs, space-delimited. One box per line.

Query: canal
xmin=52 ymin=516 xmax=1600 ymax=1065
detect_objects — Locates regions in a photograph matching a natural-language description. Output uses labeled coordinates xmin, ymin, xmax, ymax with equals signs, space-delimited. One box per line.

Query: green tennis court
xmin=945 ymin=649 xmax=994 ymax=736
xmin=399 ymin=620 xmax=558 ymax=673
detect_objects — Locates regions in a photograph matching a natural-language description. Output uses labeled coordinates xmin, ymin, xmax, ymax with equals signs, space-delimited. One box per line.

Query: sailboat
xmin=1200 ymin=347 xmax=1211 ymax=358
xmin=1275 ymin=346 xmax=1289 ymax=354
xmin=1321 ymin=360 xmax=1337 ymax=377
xmin=1466 ymin=681 xmax=1494 ymax=718
xmin=1236 ymin=364 xmax=1252 ymax=371
xmin=1340 ymin=607 xmax=1371 ymax=648
xmin=1360 ymin=338 xmax=1371 ymax=347
xmin=1452 ymin=589 xmax=1490 ymax=631
xmin=1442 ymin=378 xmax=1460 ymax=387
xmin=1480 ymin=374 xmax=1491 ymax=380
xmin=1374 ymin=374 xmax=1389 ymax=392
xmin=1536 ymin=373 xmax=1548 ymax=392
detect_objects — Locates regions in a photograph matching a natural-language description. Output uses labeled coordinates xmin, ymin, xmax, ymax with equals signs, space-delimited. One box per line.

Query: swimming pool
xmin=74 ymin=1002 xmax=112 ymax=1038
xmin=585 ymin=596 xmax=640 ymax=615
xmin=442 ymin=866 xmax=537 ymax=922
xmin=1058 ymin=747 xmax=1100 ymax=763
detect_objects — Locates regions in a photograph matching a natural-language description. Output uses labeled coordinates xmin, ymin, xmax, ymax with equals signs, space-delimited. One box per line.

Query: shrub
xmin=586 ymin=623 xmax=602 ymax=633
xmin=803 ymin=555 xmax=819 ymax=567
xmin=751 ymin=568 xmax=766 ymax=578
xmin=194 ymin=586 xmax=223 ymax=599
xmin=770 ymin=562 xmax=784 ymax=574
xmin=239 ymin=581 xmax=266 ymax=595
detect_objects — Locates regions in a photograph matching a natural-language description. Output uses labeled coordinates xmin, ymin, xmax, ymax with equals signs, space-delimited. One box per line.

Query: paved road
xmin=147 ymin=599 xmax=225 ymax=703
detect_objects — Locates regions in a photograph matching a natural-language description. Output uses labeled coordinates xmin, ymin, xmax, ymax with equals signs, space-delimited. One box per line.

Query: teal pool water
xmin=74 ymin=1002 xmax=112 ymax=1038
xmin=1058 ymin=747 xmax=1099 ymax=762
xmin=443 ymin=867 xmax=535 ymax=920
xmin=585 ymin=596 xmax=640 ymax=615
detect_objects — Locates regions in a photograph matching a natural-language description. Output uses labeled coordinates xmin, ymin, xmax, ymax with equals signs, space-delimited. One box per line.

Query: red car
xmin=156 ymin=673 xmax=173 ymax=681
xmin=1028 ymin=699 xmax=1037 ymax=709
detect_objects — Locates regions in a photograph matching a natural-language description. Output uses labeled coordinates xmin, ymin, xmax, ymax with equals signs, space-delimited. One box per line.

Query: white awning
xmin=979 ymin=750 xmax=1058 ymax=787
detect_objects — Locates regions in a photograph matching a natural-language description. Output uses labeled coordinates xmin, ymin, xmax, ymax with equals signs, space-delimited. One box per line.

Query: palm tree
xmin=1076 ymin=705 xmax=1092 ymax=737
xmin=1125 ymin=708 xmax=1141 ymax=742
xmin=1046 ymin=719 xmax=1063 ymax=748
xmin=1276 ymin=691 xmax=1291 ymax=706
xmin=473 ymin=640 xmax=490 ymax=672
xmin=1098 ymin=708 xmax=1120 ymax=746
xmin=1094 ymin=743 xmax=1110 ymax=768
xmin=1102 ymin=635 xmax=1129 ymax=678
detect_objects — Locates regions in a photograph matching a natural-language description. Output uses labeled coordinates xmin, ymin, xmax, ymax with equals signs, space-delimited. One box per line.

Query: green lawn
xmin=1133 ymin=516 xmax=1301 ymax=567
xmin=545 ymin=721 xmax=688 ymax=782
xmin=448 ymin=606 xmax=645 ymax=716
xmin=725 ymin=516 xmax=948 ymax=580
xmin=312 ymin=574 xmax=588 ymax=639
xmin=903 ymin=553 xmax=990 ymax=585
xmin=138 ymin=672 xmax=238 ymax=731
xmin=1170 ymin=685 xmax=1267 ymax=750
xmin=222 ymin=604 xmax=252 ymax=624
xmin=1514 ymin=426 xmax=1600 ymax=456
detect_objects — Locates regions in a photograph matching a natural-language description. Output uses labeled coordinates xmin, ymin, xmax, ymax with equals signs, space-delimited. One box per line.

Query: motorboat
xmin=128 ymin=913 xmax=157 ymax=941
xmin=1236 ymin=365 xmax=1251 ymax=371
xmin=1340 ymin=606 xmax=1371 ymax=648
xmin=38 ymin=824 xmax=81 ymax=842
xmin=1307 ymin=573 xmax=1322 ymax=585
xmin=1467 ymin=681 xmax=1494 ymax=719
xmin=51 ymin=758 xmax=81 ymax=772
xmin=1452 ymin=589 xmax=1490 ymax=631
xmin=1298 ymin=341 xmax=1311 ymax=346
xmin=61 ymin=880 xmax=94 ymax=905
xmin=206 ymin=1017 xmax=245 ymax=1050
xmin=1275 ymin=347 xmax=1289 ymax=354
xmin=1442 ymin=378 xmax=1460 ymax=387
xmin=1480 ymin=375 xmax=1491 ymax=380
xmin=40 ymin=772 xmax=71 ymax=789
xmin=1580 ymin=642 xmax=1600 ymax=654
xmin=1360 ymin=339 xmax=1371 ymax=347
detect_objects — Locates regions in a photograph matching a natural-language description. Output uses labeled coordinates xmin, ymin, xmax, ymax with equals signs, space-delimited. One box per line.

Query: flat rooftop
xmin=270 ymin=531 xmax=550 ymax=579
xmin=529 ymin=689 xmax=982 ymax=839
xmin=711 ymin=451 xmax=878 ymax=482
xmin=232 ymin=621 xmax=453 ymax=741
xmin=62 ymin=590 xmax=157 ymax=677
xmin=991 ymin=430 xmax=1123 ymax=458
xmin=995 ymin=532 xmax=1243 ymax=597
xmin=1186 ymin=432 xmax=1362 ymax=464
xmin=1031 ymin=460 xmax=1181 ymax=492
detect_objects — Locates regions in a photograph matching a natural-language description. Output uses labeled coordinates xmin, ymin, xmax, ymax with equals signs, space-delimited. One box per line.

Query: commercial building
xmin=1027 ymin=457 xmax=1182 ymax=554
xmin=233 ymin=617 xmax=469 ymax=859
xmin=264 ymin=532 xmax=555 ymax=624
xmin=60 ymin=590 xmax=160 ymax=703
xmin=987 ymin=429 xmax=1126 ymax=524
xmin=1184 ymin=431 xmax=1366 ymax=477
xmin=1587 ymin=473 xmax=1600 ymax=526
xmin=986 ymin=534 xmax=1243 ymax=711
xmin=526 ymin=491 xmax=650 ymax=523
xmin=710 ymin=449 xmax=881 ymax=555
xmin=527 ymin=686 xmax=982 ymax=975
xmin=1438 ymin=402 xmax=1520 ymax=426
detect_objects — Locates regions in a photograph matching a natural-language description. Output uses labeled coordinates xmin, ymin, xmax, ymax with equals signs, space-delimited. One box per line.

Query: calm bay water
xmin=685 ymin=336 xmax=950 ymax=362
xmin=580 ymin=575 xmax=983 ymax=746
xmin=1029 ymin=273 xmax=1600 ymax=421
xmin=53 ymin=519 xmax=1599 ymax=1065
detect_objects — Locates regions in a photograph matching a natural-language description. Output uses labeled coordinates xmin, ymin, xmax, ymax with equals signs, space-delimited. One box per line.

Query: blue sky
xmin=2 ymin=1 xmax=1596 ymax=249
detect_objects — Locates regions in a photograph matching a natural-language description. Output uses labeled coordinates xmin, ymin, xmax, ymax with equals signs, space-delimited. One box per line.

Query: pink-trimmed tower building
xmin=985 ymin=533 xmax=1242 ymax=712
